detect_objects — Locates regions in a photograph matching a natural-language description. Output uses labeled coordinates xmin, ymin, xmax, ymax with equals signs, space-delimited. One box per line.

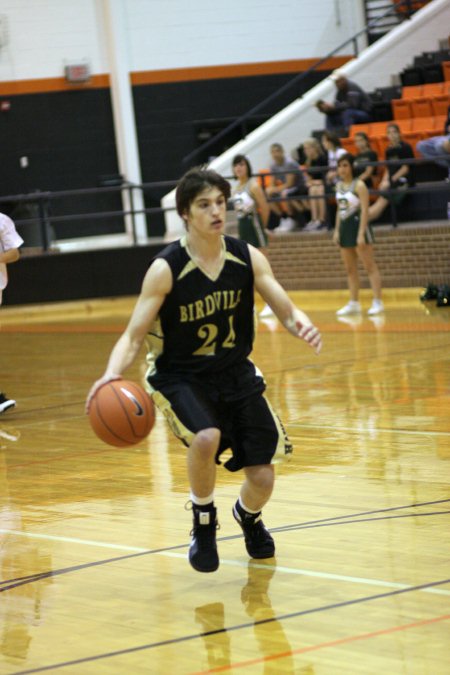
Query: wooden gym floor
xmin=0 ymin=289 xmax=449 ymax=674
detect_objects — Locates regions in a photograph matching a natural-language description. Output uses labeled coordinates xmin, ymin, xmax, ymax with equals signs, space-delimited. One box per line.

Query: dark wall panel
xmin=0 ymin=69 xmax=330 ymax=242
xmin=3 ymin=245 xmax=165 ymax=306
xmin=133 ymin=70 xmax=328 ymax=183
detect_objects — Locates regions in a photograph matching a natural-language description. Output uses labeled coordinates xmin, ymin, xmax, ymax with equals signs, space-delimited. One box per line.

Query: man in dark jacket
xmin=316 ymin=70 xmax=372 ymax=136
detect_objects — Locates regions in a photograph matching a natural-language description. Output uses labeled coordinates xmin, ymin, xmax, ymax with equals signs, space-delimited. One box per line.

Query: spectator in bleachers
xmin=316 ymin=71 xmax=372 ymax=136
xmin=368 ymin=123 xmax=415 ymax=223
xmin=353 ymin=132 xmax=379 ymax=188
xmin=265 ymin=143 xmax=308 ymax=233
xmin=321 ymin=131 xmax=347 ymax=187
xmin=416 ymin=106 xmax=450 ymax=179
xmin=333 ymin=154 xmax=384 ymax=317
xmin=302 ymin=138 xmax=328 ymax=231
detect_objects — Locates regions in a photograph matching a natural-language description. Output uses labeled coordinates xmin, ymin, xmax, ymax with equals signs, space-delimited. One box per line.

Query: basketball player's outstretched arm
xmin=250 ymin=246 xmax=322 ymax=354
xmin=86 ymin=259 xmax=172 ymax=410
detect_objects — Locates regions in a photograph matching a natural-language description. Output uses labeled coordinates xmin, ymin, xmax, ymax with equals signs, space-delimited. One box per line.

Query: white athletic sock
xmin=238 ymin=496 xmax=261 ymax=515
xmin=190 ymin=491 xmax=214 ymax=506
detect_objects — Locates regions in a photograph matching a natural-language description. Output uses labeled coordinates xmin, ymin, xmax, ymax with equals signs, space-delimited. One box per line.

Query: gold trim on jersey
xmin=177 ymin=235 xmax=248 ymax=282
xmin=263 ymin=394 xmax=293 ymax=464
xmin=224 ymin=251 xmax=247 ymax=267
xmin=177 ymin=260 xmax=197 ymax=281
xmin=147 ymin=389 xmax=195 ymax=447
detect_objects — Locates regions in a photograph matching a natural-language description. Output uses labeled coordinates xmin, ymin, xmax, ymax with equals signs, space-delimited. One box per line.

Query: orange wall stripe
xmin=0 ymin=74 xmax=110 ymax=96
xmin=0 ymin=56 xmax=351 ymax=95
xmin=131 ymin=56 xmax=352 ymax=85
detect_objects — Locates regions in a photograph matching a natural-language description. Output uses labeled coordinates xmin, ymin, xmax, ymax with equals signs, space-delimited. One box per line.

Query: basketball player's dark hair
xmin=232 ymin=154 xmax=253 ymax=178
xmin=176 ymin=167 xmax=231 ymax=219
xmin=337 ymin=152 xmax=355 ymax=169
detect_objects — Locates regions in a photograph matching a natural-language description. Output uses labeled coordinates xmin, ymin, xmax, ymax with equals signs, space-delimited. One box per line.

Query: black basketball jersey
xmin=146 ymin=235 xmax=255 ymax=379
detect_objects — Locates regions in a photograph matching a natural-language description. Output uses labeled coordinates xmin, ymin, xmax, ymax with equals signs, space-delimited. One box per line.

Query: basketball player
xmin=86 ymin=167 xmax=322 ymax=573
xmin=0 ymin=212 xmax=24 ymax=414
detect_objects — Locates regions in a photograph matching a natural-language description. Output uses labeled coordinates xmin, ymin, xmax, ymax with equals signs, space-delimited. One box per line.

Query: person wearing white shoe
xmin=231 ymin=154 xmax=270 ymax=249
xmin=1 ymin=212 xmax=24 ymax=414
xmin=367 ymin=299 xmax=384 ymax=315
xmin=333 ymin=154 xmax=383 ymax=317
xmin=231 ymin=155 xmax=273 ymax=321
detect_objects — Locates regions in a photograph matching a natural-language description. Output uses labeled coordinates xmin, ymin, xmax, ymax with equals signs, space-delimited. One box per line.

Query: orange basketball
xmin=89 ymin=379 xmax=155 ymax=447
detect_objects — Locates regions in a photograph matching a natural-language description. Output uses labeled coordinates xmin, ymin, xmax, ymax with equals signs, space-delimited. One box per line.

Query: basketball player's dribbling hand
xmin=85 ymin=373 xmax=123 ymax=413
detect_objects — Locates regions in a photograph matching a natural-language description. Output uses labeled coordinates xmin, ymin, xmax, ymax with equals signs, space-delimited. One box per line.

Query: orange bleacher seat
xmin=443 ymin=81 xmax=450 ymax=95
xmin=396 ymin=118 xmax=412 ymax=133
xmin=393 ymin=99 xmax=412 ymax=120
xmin=349 ymin=123 xmax=371 ymax=137
xmin=340 ymin=137 xmax=357 ymax=154
xmin=431 ymin=94 xmax=450 ymax=117
xmin=370 ymin=121 xmax=389 ymax=136
xmin=373 ymin=136 xmax=389 ymax=159
xmin=422 ymin=83 xmax=444 ymax=97
xmin=411 ymin=117 xmax=436 ymax=134
xmin=402 ymin=85 xmax=423 ymax=99
xmin=432 ymin=115 xmax=447 ymax=134
xmin=410 ymin=97 xmax=433 ymax=118
xmin=256 ymin=169 xmax=271 ymax=192
xmin=443 ymin=61 xmax=450 ymax=81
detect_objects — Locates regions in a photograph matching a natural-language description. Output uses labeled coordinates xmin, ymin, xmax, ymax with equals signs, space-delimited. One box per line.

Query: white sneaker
xmin=367 ymin=300 xmax=384 ymax=316
xmin=275 ymin=217 xmax=296 ymax=233
xmin=336 ymin=301 xmax=362 ymax=316
xmin=304 ymin=219 xmax=321 ymax=231
xmin=259 ymin=304 xmax=274 ymax=318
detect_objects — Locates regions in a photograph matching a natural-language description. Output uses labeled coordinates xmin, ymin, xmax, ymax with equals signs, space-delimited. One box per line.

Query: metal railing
xmin=181 ymin=0 xmax=423 ymax=168
xmin=1 ymin=154 xmax=448 ymax=251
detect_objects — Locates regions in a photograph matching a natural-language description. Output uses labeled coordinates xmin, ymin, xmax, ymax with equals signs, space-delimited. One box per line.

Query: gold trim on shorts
xmin=263 ymin=394 xmax=293 ymax=464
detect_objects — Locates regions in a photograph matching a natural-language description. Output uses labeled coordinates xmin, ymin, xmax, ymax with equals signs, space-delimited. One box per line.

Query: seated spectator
xmin=321 ymin=131 xmax=347 ymax=186
xmin=316 ymin=71 xmax=372 ymax=136
xmin=368 ymin=123 xmax=415 ymax=223
xmin=353 ymin=132 xmax=379 ymax=188
xmin=302 ymin=138 xmax=328 ymax=230
xmin=416 ymin=106 xmax=450 ymax=179
xmin=265 ymin=142 xmax=308 ymax=232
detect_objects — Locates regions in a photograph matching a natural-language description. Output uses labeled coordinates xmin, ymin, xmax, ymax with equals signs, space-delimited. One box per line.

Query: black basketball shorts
xmin=147 ymin=361 xmax=292 ymax=472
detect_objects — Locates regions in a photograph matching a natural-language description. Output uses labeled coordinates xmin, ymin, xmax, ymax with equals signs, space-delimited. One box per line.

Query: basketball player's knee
xmin=248 ymin=465 xmax=275 ymax=492
xmin=194 ymin=427 xmax=220 ymax=458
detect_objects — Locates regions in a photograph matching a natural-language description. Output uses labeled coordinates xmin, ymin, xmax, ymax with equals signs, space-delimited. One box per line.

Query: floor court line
xmin=8 ymin=580 xmax=450 ymax=675
xmin=189 ymin=612 xmax=450 ymax=675
xmin=1 ymin=528 xmax=449 ymax=597
xmin=289 ymin=422 xmax=450 ymax=437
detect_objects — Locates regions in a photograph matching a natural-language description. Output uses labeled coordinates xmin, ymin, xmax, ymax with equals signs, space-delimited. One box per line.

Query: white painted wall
xmin=0 ymin=0 xmax=107 ymax=81
xmin=161 ymin=0 xmax=450 ymax=237
xmin=0 ymin=0 xmax=364 ymax=82
xmin=125 ymin=0 xmax=365 ymax=71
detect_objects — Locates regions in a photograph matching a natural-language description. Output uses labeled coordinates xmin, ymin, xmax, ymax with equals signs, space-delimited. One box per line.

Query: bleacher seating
xmin=344 ymin=59 xmax=450 ymax=164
